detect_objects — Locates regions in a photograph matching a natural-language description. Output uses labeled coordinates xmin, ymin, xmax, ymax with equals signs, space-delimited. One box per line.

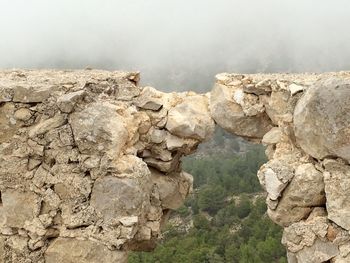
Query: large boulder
xmin=294 ymin=78 xmax=350 ymax=162
xmin=166 ymin=95 xmax=214 ymax=141
xmin=69 ymin=102 xmax=128 ymax=158
xmin=210 ymin=83 xmax=272 ymax=139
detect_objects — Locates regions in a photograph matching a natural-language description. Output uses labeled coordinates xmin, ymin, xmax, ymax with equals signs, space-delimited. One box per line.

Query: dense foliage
xmin=129 ymin=145 xmax=287 ymax=263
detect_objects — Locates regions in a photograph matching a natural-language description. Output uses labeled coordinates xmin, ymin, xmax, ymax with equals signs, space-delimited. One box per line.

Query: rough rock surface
xmin=0 ymin=70 xmax=203 ymax=262
xmin=294 ymin=78 xmax=350 ymax=162
xmin=1 ymin=70 xmax=350 ymax=262
xmin=211 ymin=72 xmax=350 ymax=263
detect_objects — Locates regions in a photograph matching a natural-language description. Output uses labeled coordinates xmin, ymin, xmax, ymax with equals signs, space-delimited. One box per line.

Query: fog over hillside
xmin=1 ymin=0 xmax=350 ymax=91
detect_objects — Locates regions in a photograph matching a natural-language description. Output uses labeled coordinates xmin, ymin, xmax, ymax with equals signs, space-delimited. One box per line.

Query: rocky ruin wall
xmin=0 ymin=70 xmax=350 ymax=263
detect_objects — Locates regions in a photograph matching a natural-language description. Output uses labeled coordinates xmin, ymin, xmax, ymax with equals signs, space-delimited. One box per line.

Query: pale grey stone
xmin=69 ymin=102 xmax=128 ymax=158
xmin=210 ymin=83 xmax=272 ymax=139
xmin=0 ymin=190 xmax=38 ymax=228
xmin=57 ymin=90 xmax=85 ymax=113
xmin=91 ymin=176 xmax=152 ymax=222
xmin=294 ymin=78 xmax=350 ymax=162
xmin=324 ymin=159 xmax=350 ymax=230
xmin=166 ymin=95 xmax=214 ymax=140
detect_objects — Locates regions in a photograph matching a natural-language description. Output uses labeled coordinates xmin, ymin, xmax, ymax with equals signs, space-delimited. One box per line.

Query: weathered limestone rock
xmin=134 ymin=86 xmax=164 ymax=111
xmin=69 ymin=102 xmax=128 ymax=158
xmin=45 ymin=238 xmax=128 ymax=263
xmin=211 ymin=72 xmax=350 ymax=262
xmin=210 ymin=79 xmax=273 ymax=140
xmin=294 ymin=78 xmax=350 ymax=162
xmin=150 ymin=169 xmax=193 ymax=210
xmin=268 ymin=163 xmax=325 ymax=226
xmin=1 ymin=70 xmax=350 ymax=263
xmin=294 ymin=239 xmax=339 ymax=263
xmin=0 ymin=87 xmax=13 ymax=102
xmin=0 ymin=70 xmax=204 ymax=262
xmin=258 ymin=159 xmax=294 ymax=201
xmin=28 ymin=113 xmax=67 ymax=138
xmin=282 ymin=212 xmax=342 ymax=263
xmin=166 ymin=95 xmax=215 ymax=140
xmin=12 ymin=85 xmax=58 ymax=103
xmin=262 ymin=127 xmax=283 ymax=145
xmin=91 ymin=175 xmax=152 ymax=222
xmin=57 ymin=90 xmax=86 ymax=113
xmin=323 ymin=159 xmax=350 ymax=230
xmin=14 ymin=107 xmax=32 ymax=121
xmin=0 ymin=190 xmax=38 ymax=229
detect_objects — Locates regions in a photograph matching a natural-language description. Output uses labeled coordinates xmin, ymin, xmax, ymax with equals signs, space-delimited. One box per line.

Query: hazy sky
xmin=1 ymin=0 xmax=350 ymax=91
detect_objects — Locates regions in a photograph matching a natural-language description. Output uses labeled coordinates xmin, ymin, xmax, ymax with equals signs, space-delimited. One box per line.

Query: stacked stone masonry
xmin=0 ymin=69 xmax=349 ymax=263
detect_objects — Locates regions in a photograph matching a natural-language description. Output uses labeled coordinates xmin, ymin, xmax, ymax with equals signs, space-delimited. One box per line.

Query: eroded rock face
xmin=1 ymin=70 xmax=350 ymax=263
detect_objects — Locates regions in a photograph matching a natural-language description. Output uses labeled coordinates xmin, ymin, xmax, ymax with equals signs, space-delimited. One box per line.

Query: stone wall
xmin=212 ymin=72 xmax=350 ymax=263
xmin=0 ymin=69 xmax=349 ymax=263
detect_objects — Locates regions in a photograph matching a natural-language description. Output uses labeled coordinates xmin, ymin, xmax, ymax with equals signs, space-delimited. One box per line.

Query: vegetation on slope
xmin=129 ymin=145 xmax=287 ymax=263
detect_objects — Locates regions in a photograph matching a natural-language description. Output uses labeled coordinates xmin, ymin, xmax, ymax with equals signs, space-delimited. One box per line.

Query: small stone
xmin=289 ymin=83 xmax=304 ymax=95
xmin=14 ymin=108 xmax=32 ymax=121
xmin=27 ymin=158 xmax=42 ymax=171
xmin=144 ymin=158 xmax=174 ymax=173
xmin=327 ymin=225 xmax=338 ymax=241
xmin=119 ymin=216 xmax=138 ymax=227
xmin=136 ymin=226 xmax=152 ymax=241
xmin=165 ymin=133 xmax=186 ymax=150
xmin=0 ymin=87 xmax=13 ymax=102
xmin=150 ymin=128 xmax=166 ymax=144
xmin=262 ymin=127 xmax=283 ymax=145
xmin=243 ymin=82 xmax=272 ymax=95
xmin=257 ymin=160 xmax=294 ymax=201
xmin=134 ymin=86 xmax=164 ymax=111
xmin=28 ymin=114 xmax=67 ymax=138
xmin=57 ymin=90 xmax=85 ymax=113
xmin=339 ymin=243 xmax=350 ymax=257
